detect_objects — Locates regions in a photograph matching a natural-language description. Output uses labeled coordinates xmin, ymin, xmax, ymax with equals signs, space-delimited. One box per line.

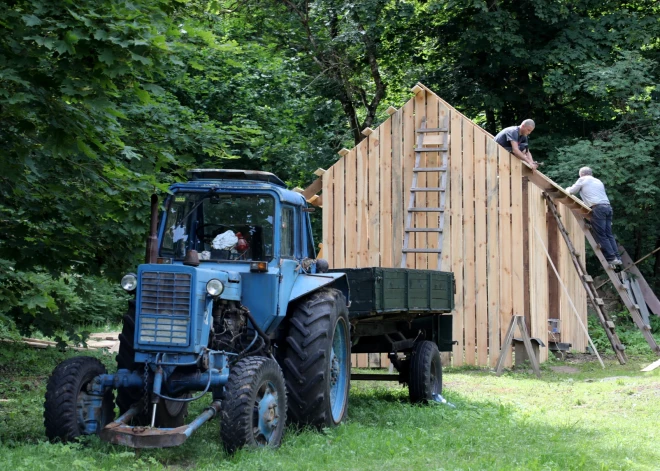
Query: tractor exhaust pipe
xmin=145 ymin=194 xmax=159 ymax=264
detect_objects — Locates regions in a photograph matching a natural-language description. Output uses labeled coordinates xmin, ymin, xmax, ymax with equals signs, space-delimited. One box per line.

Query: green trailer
xmin=330 ymin=267 xmax=455 ymax=403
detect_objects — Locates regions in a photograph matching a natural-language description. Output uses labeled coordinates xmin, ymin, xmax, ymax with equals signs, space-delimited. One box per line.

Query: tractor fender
xmin=289 ymin=273 xmax=350 ymax=307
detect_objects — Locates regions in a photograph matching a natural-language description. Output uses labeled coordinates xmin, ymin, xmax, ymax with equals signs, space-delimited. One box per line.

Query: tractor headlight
xmin=121 ymin=273 xmax=138 ymax=292
xmin=206 ymin=279 xmax=224 ymax=297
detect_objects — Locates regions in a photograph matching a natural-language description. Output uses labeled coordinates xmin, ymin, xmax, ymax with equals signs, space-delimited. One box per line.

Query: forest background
xmin=1 ymin=0 xmax=659 ymax=342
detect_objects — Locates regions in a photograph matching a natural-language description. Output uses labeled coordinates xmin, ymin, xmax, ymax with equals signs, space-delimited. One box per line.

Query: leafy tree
xmin=234 ymin=0 xmax=421 ymax=144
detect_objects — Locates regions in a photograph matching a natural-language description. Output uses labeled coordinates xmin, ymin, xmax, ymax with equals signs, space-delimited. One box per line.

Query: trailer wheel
xmin=44 ymin=357 xmax=114 ymax=442
xmin=408 ymin=340 xmax=442 ymax=404
xmin=282 ymin=288 xmax=350 ymax=428
xmin=115 ymin=300 xmax=188 ymax=426
xmin=220 ymin=356 xmax=287 ymax=453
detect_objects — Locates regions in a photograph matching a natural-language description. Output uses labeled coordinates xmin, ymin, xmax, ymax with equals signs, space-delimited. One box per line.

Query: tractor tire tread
xmin=281 ymin=288 xmax=349 ymax=428
xmin=44 ymin=356 xmax=112 ymax=442
xmin=220 ymin=356 xmax=287 ymax=453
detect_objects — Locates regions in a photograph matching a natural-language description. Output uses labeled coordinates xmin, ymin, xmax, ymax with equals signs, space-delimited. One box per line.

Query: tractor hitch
xmin=100 ymin=401 xmax=222 ymax=448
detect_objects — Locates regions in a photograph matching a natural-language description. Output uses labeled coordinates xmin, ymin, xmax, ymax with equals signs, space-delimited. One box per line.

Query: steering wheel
xmin=195 ymin=223 xmax=232 ymax=243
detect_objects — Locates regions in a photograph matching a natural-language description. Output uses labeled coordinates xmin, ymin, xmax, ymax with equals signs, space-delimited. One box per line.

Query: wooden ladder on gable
xmin=544 ymin=194 xmax=628 ymax=364
xmin=543 ymin=189 xmax=660 ymax=361
xmin=401 ymin=117 xmax=449 ymax=268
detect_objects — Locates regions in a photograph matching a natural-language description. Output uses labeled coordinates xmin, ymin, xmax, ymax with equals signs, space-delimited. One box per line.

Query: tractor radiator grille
xmin=138 ymin=272 xmax=191 ymax=345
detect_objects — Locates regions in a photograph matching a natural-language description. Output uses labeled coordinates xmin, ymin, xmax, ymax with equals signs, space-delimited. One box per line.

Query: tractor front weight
xmin=88 ymin=361 xmax=229 ymax=448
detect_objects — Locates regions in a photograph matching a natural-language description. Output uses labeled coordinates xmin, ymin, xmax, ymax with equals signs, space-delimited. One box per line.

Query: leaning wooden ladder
xmin=401 ymin=118 xmax=448 ymax=267
xmin=544 ymin=192 xmax=660 ymax=360
xmin=544 ymin=194 xmax=627 ymax=364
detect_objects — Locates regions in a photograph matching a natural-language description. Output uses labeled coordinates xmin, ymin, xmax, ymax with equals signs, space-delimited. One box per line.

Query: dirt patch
xmin=549 ymin=366 xmax=581 ymax=374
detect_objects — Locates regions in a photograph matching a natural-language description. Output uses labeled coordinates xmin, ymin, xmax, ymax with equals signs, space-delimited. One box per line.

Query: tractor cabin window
xmin=161 ymin=193 xmax=275 ymax=262
xmin=280 ymin=206 xmax=295 ymax=258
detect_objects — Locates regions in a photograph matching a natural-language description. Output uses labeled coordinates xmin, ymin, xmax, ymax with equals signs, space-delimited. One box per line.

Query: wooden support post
xmin=495 ymin=316 xmax=541 ymax=378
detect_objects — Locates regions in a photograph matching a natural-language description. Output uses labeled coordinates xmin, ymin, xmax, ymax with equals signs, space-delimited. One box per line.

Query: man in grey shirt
xmin=494 ymin=119 xmax=538 ymax=170
xmin=566 ymin=167 xmax=622 ymax=267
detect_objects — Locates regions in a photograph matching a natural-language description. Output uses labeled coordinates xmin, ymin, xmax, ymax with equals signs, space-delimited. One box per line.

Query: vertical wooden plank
xmin=576 ymin=218 xmax=587 ymax=352
xmin=391 ymin=108 xmax=404 ymax=267
xmin=462 ymin=120 xmax=476 ymax=365
xmin=344 ymin=150 xmax=357 ymax=268
xmin=546 ymin=206 xmax=561 ymax=340
xmin=425 ymin=96 xmax=440 ymax=269
xmin=522 ymin=177 xmax=531 ymax=339
xmin=403 ymin=98 xmax=416 ymax=268
xmin=498 ymin=147 xmax=513 ymax=367
xmin=439 ymin=103 xmax=452 ymax=273
xmin=577 ymin=217 xmax=588 ymax=351
xmin=474 ymin=129 xmax=488 ymax=366
xmin=380 ymin=353 xmax=391 ymax=368
xmin=536 ymin=189 xmax=549 ymax=362
xmin=450 ymin=110 xmax=464 ymax=365
xmin=322 ymin=166 xmax=334 ymax=266
xmin=510 ymin=159 xmax=525 ymax=326
xmin=486 ymin=139 xmax=500 ymax=367
xmin=528 ymin=184 xmax=549 ymax=362
xmin=333 ymin=158 xmax=345 ymax=268
xmin=522 ymin=176 xmax=534 ymax=336
xmin=558 ymin=205 xmax=571 ymax=352
xmin=380 ymin=117 xmax=393 ymax=268
xmin=356 ymin=138 xmax=369 ymax=267
xmin=414 ymin=91 xmax=427 ymax=270
xmin=368 ymin=127 xmax=381 ymax=267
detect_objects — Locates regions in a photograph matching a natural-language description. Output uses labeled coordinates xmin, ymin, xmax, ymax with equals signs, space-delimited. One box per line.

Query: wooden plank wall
xmin=323 ymin=85 xmax=587 ymax=367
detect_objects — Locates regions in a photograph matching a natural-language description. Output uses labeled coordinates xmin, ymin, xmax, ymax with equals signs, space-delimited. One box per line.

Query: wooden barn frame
xmin=317 ymin=84 xmax=589 ymax=368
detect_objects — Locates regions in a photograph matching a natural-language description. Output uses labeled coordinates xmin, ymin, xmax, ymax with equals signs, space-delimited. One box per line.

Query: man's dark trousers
xmin=589 ymin=204 xmax=620 ymax=262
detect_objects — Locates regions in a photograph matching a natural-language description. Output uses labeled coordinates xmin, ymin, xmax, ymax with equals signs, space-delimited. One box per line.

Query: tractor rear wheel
xmin=44 ymin=356 xmax=114 ymax=442
xmin=220 ymin=356 xmax=287 ymax=453
xmin=115 ymin=300 xmax=188 ymax=426
xmin=408 ymin=340 xmax=442 ymax=403
xmin=282 ymin=288 xmax=350 ymax=428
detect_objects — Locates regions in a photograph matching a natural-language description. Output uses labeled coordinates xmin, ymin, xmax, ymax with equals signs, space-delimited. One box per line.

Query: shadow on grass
xmin=2 ymin=343 xmax=660 ymax=470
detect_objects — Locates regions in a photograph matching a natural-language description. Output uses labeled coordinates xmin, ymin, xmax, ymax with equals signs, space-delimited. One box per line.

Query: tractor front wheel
xmin=44 ymin=356 xmax=114 ymax=442
xmin=282 ymin=288 xmax=350 ymax=428
xmin=220 ymin=356 xmax=287 ymax=453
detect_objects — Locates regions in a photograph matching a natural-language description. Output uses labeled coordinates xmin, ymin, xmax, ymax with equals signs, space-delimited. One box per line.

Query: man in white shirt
xmin=566 ymin=167 xmax=622 ymax=267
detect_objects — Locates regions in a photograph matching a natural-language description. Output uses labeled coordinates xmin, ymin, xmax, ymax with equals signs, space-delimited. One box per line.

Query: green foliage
xmin=0 ymin=0 xmax=345 ymax=336
xmin=2 ymin=0 xmax=660 ymax=336
xmin=0 ymin=258 xmax=129 ymax=343
xmin=588 ymin=312 xmax=660 ymax=356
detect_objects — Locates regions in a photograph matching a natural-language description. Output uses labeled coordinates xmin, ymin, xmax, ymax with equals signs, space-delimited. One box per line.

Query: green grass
xmin=2 ymin=343 xmax=660 ymax=471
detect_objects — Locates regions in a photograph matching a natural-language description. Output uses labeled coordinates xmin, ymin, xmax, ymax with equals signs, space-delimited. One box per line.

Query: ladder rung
xmin=583 ymin=275 xmax=594 ymax=283
xmin=413 ymin=167 xmax=447 ymax=172
xmin=411 ymin=187 xmax=445 ymax=192
xmin=402 ymin=249 xmax=443 ymax=253
xmin=606 ymin=321 xmax=615 ymax=329
xmin=405 ymin=228 xmax=444 ymax=232
xmin=595 ymin=298 xmax=605 ymax=306
xmin=417 ymin=128 xmax=448 ymax=133
xmin=415 ymin=147 xmax=448 ymax=152
xmin=408 ymin=207 xmax=444 ymax=212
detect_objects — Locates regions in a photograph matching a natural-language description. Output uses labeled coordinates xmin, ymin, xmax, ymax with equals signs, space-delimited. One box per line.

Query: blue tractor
xmin=44 ymin=169 xmax=351 ymax=450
